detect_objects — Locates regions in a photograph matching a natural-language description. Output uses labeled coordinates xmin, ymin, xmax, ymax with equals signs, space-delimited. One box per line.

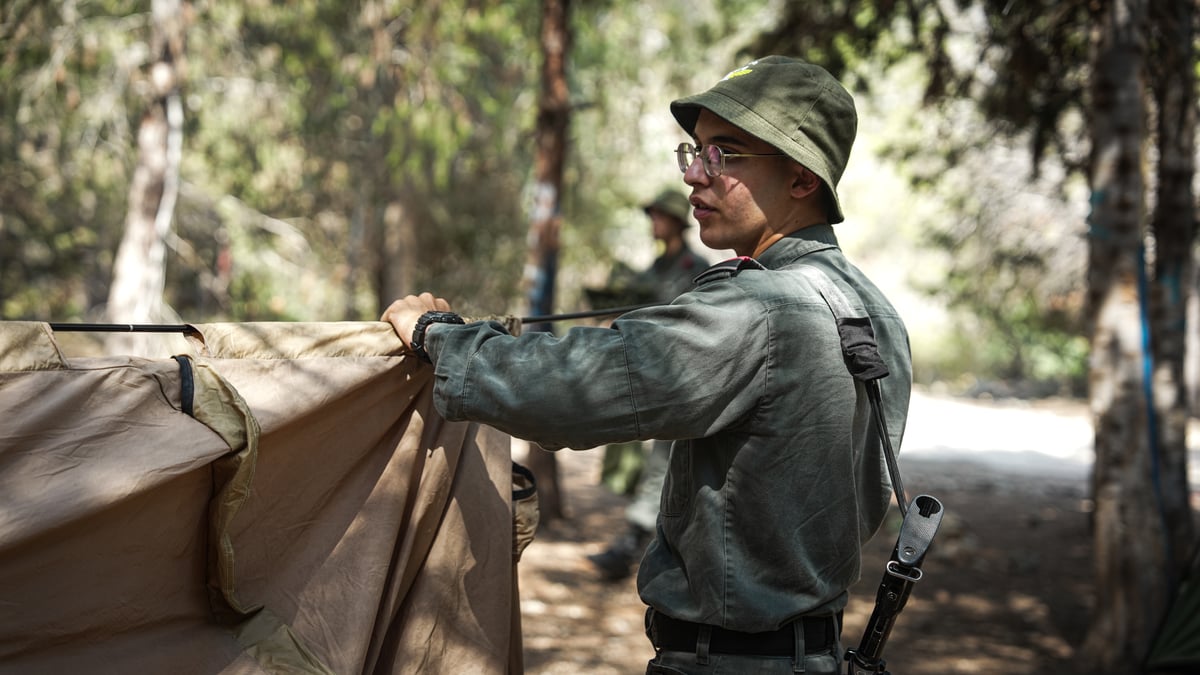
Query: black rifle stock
xmin=845 ymin=494 xmax=943 ymax=675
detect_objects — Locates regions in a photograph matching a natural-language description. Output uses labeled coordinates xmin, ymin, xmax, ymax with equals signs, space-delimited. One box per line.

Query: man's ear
xmin=789 ymin=166 xmax=822 ymax=199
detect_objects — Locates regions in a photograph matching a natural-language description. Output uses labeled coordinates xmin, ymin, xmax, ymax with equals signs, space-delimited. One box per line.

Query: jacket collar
xmin=756 ymin=224 xmax=840 ymax=269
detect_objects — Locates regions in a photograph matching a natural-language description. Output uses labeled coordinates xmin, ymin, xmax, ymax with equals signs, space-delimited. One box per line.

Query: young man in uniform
xmin=383 ymin=56 xmax=912 ymax=675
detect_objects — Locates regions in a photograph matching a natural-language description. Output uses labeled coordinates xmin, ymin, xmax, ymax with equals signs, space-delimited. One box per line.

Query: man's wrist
xmin=411 ymin=311 xmax=465 ymax=363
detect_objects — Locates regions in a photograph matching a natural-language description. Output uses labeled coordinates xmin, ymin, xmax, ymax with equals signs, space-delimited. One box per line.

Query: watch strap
xmin=411 ymin=311 xmax=465 ymax=363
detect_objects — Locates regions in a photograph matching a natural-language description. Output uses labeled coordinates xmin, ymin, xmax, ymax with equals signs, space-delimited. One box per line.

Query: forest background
xmin=1 ymin=1 xmax=1197 ymax=673
xmin=1 ymin=0 xmax=1099 ymax=388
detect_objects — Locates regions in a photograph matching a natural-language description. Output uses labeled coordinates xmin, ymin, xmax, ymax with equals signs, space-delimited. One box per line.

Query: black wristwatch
xmin=411 ymin=311 xmax=465 ymax=363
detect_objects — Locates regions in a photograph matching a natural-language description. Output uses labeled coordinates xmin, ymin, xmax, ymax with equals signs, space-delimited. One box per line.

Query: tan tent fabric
xmin=0 ymin=321 xmax=524 ymax=674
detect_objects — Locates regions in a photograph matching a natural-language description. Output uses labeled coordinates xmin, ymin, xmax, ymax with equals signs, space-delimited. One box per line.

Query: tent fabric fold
xmin=0 ymin=321 xmax=525 ymax=674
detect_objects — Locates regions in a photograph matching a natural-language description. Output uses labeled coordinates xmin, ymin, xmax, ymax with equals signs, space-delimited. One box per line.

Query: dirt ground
xmin=513 ymin=396 xmax=1105 ymax=675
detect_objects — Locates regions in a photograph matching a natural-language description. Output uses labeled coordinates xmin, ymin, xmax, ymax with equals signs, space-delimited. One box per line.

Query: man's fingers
xmin=379 ymin=294 xmax=456 ymax=353
xmin=411 ymin=292 xmax=453 ymax=313
xmin=380 ymin=294 xmax=452 ymax=321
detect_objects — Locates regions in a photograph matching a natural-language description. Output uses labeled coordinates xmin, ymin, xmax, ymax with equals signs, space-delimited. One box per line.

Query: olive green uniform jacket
xmin=640 ymin=243 xmax=709 ymax=302
xmin=424 ymin=224 xmax=912 ymax=632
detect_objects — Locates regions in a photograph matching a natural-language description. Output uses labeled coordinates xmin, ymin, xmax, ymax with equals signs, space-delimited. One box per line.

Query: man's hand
xmin=381 ymin=293 xmax=454 ymax=350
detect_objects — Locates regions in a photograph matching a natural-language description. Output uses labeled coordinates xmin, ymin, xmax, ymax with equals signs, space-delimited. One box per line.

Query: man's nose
xmin=683 ymin=153 xmax=709 ymax=185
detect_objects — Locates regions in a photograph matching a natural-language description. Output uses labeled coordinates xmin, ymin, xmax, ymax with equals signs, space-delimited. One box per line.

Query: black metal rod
xmin=518 ymin=302 xmax=662 ymax=324
xmin=45 ymin=303 xmax=663 ymax=334
xmin=48 ymin=323 xmax=195 ymax=333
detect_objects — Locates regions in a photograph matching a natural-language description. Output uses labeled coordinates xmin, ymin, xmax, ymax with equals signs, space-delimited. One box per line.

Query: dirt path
xmin=513 ymin=390 xmax=1157 ymax=674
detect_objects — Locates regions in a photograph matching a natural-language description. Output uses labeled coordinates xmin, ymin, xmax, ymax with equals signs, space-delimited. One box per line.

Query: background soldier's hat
xmin=669 ymin=55 xmax=857 ymax=224
xmin=643 ymin=189 xmax=692 ymax=228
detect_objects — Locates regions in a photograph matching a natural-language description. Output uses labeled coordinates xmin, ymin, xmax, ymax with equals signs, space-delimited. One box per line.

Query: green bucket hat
xmin=643 ymin=189 xmax=692 ymax=227
xmin=670 ymin=56 xmax=857 ymax=224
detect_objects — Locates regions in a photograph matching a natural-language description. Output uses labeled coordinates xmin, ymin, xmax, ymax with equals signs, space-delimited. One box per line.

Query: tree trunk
xmin=1082 ymin=0 xmax=1168 ymax=671
xmin=521 ymin=0 xmax=571 ymax=522
xmin=105 ymin=0 xmax=186 ymax=356
xmin=1147 ymin=0 xmax=1197 ymax=579
xmin=376 ymin=199 xmax=418 ymax=309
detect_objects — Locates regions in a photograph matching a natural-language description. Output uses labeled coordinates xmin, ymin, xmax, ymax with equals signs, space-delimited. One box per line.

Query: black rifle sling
xmin=796 ymin=267 xmax=911 ymax=511
xmin=796 ymin=267 xmax=943 ymax=675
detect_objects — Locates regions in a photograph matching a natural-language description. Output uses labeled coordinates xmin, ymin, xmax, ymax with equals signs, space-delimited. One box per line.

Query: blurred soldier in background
xmin=586 ymin=189 xmax=709 ymax=581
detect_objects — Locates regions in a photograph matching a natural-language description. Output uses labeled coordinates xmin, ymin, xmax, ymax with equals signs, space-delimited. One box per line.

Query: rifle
xmin=794 ymin=267 xmax=945 ymax=675
xmin=845 ymin=488 xmax=943 ymax=674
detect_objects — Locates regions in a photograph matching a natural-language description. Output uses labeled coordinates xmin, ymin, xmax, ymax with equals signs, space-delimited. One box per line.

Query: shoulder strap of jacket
xmin=692 ymin=255 xmax=766 ymax=286
xmin=796 ymin=267 xmax=890 ymax=383
xmin=796 ymin=265 xmax=905 ymax=508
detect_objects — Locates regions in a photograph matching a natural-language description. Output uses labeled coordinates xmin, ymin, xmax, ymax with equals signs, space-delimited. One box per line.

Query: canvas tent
xmin=1146 ymin=543 xmax=1200 ymax=673
xmin=0 ymin=321 xmax=536 ymax=674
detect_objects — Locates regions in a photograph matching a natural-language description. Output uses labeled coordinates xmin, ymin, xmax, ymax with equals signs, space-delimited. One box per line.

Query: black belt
xmin=648 ymin=611 xmax=841 ymax=657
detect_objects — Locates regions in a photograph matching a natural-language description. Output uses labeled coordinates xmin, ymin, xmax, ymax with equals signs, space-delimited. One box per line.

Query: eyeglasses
xmin=675 ymin=142 xmax=784 ymax=177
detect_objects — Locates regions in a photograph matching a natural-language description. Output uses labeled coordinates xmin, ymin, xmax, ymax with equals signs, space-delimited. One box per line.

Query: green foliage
xmin=0 ymin=1 xmax=142 ymax=320
xmin=748 ymin=1 xmax=1104 ymax=391
xmin=897 ymin=92 xmax=1091 ymax=391
xmin=0 ymin=0 xmax=808 ymax=326
xmin=0 ymin=0 xmax=1111 ymax=396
